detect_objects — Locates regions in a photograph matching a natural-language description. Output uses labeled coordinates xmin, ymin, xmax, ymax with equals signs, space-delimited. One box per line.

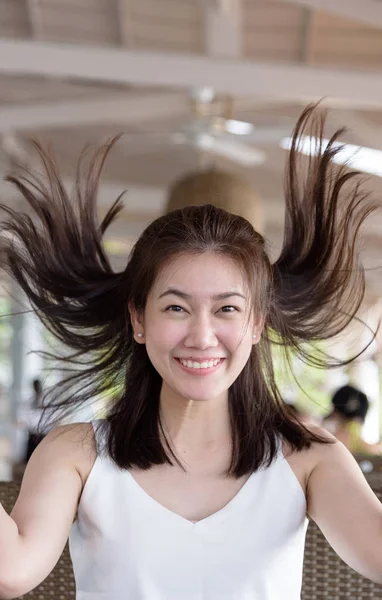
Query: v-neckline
xmin=124 ymin=468 xmax=256 ymax=529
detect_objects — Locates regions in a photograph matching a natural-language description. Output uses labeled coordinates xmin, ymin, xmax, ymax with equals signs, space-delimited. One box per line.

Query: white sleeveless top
xmin=69 ymin=421 xmax=308 ymax=599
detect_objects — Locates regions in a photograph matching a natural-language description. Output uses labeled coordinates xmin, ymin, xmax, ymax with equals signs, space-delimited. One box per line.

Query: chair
xmin=301 ymin=470 xmax=382 ymax=600
xmin=1 ymin=472 xmax=381 ymax=599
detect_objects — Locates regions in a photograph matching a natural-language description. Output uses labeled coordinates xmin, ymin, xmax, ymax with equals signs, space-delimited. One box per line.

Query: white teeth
xmin=179 ymin=358 xmax=221 ymax=369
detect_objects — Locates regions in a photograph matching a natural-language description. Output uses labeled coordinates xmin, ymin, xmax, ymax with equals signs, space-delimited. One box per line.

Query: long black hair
xmin=0 ymin=105 xmax=375 ymax=477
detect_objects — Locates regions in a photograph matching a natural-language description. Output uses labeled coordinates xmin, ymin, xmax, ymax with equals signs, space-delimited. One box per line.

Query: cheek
xmin=146 ymin=318 xmax=187 ymax=349
xmin=219 ymin=323 xmax=251 ymax=349
xmin=227 ymin=328 xmax=254 ymax=364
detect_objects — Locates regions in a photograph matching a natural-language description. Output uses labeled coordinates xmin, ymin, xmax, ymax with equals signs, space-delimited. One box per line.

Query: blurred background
xmin=1 ymin=0 xmax=382 ymax=479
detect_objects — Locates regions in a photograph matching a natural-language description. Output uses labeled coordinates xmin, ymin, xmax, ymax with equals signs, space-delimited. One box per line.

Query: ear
xmin=252 ymin=314 xmax=265 ymax=345
xmin=128 ymin=301 xmax=145 ymax=343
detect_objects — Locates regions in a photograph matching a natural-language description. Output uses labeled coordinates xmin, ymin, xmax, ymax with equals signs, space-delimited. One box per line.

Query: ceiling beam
xmin=299 ymin=8 xmax=315 ymax=63
xmin=1 ymin=39 xmax=382 ymax=109
xmin=116 ymin=0 xmax=135 ymax=47
xmin=0 ymin=93 xmax=188 ymax=132
xmin=204 ymin=0 xmax=242 ymax=58
xmin=26 ymin=0 xmax=44 ymax=39
xmin=283 ymin=0 xmax=382 ymax=29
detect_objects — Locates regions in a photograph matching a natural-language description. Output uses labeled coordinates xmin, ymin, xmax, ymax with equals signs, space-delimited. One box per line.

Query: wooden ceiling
xmin=0 ymin=0 xmax=382 ymax=300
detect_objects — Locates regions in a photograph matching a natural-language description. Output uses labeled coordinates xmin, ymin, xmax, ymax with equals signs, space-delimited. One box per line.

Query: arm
xmin=307 ymin=434 xmax=382 ymax=583
xmin=0 ymin=423 xmax=93 ymax=599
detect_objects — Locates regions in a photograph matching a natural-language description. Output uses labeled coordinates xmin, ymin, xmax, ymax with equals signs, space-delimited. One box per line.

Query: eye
xmin=220 ymin=305 xmax=240 ymax=313
xmin=165 ymin=305 xmax=185 ymax=312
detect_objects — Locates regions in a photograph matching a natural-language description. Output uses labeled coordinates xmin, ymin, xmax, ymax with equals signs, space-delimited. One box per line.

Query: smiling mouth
xmin=175 ymin=357 xmax=225 ymax=370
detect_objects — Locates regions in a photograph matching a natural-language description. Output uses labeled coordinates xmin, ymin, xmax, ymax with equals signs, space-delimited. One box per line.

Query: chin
xmin=175 ymin=386 xmax=225 ymax=403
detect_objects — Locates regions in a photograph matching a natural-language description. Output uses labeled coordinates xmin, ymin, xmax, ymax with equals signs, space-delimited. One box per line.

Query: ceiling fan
xmin=0 ymin=87 xmax=295 ymax=170
xmin=118 ymin=86 xmax=295 ymax=167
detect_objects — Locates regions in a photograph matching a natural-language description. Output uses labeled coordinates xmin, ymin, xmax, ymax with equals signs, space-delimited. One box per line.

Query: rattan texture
xmin=301 ymin=470 xmax=382 ymax=600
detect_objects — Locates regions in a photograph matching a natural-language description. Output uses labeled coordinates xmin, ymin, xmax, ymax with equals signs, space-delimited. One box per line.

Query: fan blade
xmin=235 ymin=125 xmax=294 ymax=145
xmin=116 ymin=132 xmax=176 ymax=156
xmin=195 ymin=135 xmax=266 ymax=166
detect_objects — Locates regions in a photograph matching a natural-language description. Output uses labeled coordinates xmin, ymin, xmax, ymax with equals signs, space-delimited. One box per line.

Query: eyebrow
xmin=158 ymin=288 xmax=246 ymax=301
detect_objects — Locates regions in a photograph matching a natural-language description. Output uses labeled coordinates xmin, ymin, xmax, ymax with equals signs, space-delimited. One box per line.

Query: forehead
xmin=151 ymin=252 xmax=248 ymax=297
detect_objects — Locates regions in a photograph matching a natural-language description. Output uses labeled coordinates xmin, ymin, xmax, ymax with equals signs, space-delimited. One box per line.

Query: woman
xmin=0 ymin=105 xmax=381 ymax=599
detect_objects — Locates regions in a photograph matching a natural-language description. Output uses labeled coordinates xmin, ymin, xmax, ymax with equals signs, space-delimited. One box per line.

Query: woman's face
xmin=131 ymin=252 xmax=262 ymax=404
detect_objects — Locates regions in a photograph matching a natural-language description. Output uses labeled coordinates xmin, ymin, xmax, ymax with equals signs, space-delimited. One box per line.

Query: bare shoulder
xmin=282 ymin=423 xmax=336 ymax=461
xmin=43 ymin=421 xmax=97 ymax=489
xmin=281 ymin=425 xmax=337 ymax=494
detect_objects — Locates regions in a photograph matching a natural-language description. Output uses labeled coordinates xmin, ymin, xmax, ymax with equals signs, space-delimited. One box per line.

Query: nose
xmin=183 ymin=314 xmax=219 ymax=350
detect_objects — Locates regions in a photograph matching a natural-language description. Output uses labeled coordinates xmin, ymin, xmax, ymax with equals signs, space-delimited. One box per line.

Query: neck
xmin=159 ymin=383 xmax=232 ymax=456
